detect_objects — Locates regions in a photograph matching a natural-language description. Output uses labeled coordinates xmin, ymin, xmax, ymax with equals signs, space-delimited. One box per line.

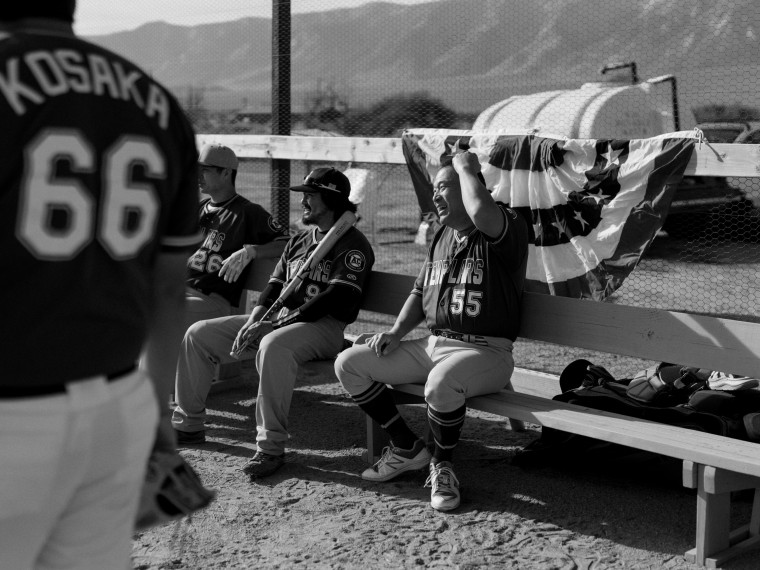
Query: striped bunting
xmin=402 ymin=129 xmax=697 ymax=300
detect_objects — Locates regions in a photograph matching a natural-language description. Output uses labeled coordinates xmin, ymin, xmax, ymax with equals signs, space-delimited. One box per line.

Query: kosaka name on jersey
xmin=0 ymin=36 xmax=171 ymax=127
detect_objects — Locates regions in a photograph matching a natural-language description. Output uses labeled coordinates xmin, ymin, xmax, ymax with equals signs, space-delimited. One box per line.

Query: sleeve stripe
xmin=329 ymin=279 xmax=363 ymax=292
xmin=161 ymin=231 xmax=203 ymax=249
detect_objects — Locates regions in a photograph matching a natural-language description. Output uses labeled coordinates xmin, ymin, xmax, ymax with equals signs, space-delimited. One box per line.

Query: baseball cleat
xmin=175 ymin=428 xmax=206 ymax=445
xmin=361 ymin=439 xmax=431 ymax=482
xmin=425 ymin=461 xmax=460 ymax=512
xmin=707 ymin=371 xmax=759 ymax=391
xmin=243 ymin=451 xmax=285 ymax=480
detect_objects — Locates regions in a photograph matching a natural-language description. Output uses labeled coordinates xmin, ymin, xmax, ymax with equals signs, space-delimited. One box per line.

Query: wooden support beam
xmin=196 ymin=133 xmax=760 ymax=178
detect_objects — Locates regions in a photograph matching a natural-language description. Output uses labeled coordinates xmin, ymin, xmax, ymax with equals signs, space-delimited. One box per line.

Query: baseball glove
xmin=135 ymin=450 xmax=216 ymax=532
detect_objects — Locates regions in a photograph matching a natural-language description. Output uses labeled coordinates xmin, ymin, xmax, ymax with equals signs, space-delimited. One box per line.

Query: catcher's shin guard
xmin=135 ymin=451 xmax=216 ymax=531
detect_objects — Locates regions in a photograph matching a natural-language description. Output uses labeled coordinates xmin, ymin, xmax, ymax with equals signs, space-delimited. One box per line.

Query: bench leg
xmin=363 ymin=415 xmax=389 ymax=464
xmin=683 ymin=461 xmax=760 ymax=567
xmin=501 ymin=379 xmax=526 ymax=432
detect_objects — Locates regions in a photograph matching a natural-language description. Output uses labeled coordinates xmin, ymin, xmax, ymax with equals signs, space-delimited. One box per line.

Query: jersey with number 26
xmin=0 ymin=28 xmax=201 ymax=385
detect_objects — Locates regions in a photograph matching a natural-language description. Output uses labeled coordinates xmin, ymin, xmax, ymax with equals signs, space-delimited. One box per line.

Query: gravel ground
xmin=132 ymin=360 xmax=759 ymax=570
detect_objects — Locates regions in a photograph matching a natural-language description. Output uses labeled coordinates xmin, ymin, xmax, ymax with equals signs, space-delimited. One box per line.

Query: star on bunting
xmin=601 ymin=143 xmax=624 ymax=170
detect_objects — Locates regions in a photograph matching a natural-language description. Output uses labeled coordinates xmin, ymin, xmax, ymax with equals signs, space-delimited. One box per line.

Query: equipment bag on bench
xmin=513 ymin=360 xmax=756 ymax=469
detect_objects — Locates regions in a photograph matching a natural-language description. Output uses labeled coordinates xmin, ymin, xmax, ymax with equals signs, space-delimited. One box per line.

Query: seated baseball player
xmin=172 ymin=168 xmax=375 ymax=481
xmin=334 ymin=150 xmax=529 ymax=512
xmin=141 ymin=143 xmax=289 ymax=391
xmin=187 ymin=143 xmax=289 ymax=319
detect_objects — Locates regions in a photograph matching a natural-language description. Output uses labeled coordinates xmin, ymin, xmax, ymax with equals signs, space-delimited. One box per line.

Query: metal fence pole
xmin=271 ymin=0 xmax=291 ymax=229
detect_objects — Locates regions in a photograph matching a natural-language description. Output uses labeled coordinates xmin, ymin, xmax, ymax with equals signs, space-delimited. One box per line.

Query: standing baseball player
xmin=335 ymin=150 xmax=529 ymax=511
xmin=172 ymin=168 xmax=374 ymax=479
xmin=0 ymin=1 xmax=203 ymax=568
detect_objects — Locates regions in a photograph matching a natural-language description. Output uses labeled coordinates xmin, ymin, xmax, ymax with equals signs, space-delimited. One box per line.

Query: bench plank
xmin=294 ymin=269 xmax=760 ymax=380
xmin=388 ymin=383 xmax=760 ymax=478
xmin=520 ymin=292 xmax=760 ymax=377
xmin=360 ymin=271 xmax=414 ymax=314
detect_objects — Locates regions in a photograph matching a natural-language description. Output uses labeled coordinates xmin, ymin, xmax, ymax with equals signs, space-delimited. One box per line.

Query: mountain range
xmin=87 ymin=0 xmax=760 ymax=120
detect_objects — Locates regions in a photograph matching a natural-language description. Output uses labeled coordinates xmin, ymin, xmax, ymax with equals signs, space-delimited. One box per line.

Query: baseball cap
xmin=290 ymin=167 xmax=351 ymax=200
xmin=0 ymin=1 xmax=76 ymax=22
xmin=198 ymin=143 xmax=239 ymax=170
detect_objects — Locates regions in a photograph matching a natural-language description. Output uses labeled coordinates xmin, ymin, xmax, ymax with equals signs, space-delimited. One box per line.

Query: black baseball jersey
xmin=413 ymin=204 xmax=529 ymax=340
xmin=0 ymin=26 xmax=201 ymax=386
xmin=269 ymin=226 xmax=374 ymax=324
xmin=187 ymin=195 xmax=289 ymax=305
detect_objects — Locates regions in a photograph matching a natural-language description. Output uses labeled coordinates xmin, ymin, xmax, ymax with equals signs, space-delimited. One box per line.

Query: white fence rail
xmin=196 ymin=133 xmax=760 ymax=178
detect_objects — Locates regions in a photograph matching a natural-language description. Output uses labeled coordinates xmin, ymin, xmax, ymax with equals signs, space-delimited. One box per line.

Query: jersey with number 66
xmin=0 ymin=28 xmax=201 ymax=386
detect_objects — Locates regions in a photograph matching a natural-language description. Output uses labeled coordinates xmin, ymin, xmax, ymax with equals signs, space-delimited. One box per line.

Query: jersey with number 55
xmin=0 ymin=28 xmax=201 ymax=385
xmin=413 ymin=204 xmax=529 ymax=341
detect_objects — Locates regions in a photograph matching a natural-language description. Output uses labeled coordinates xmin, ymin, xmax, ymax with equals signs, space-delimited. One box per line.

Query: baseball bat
xmin=230 ymin=210 xmax=357 ymax=357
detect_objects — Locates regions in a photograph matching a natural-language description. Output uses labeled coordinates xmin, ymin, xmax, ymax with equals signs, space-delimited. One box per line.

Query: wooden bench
xmin=230 ymin=259 xmax=760 ymax=568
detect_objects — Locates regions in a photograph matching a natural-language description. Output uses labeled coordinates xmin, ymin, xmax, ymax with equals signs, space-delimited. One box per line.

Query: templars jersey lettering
xmin=201 ymin=230 xmax=226 ymax=253
xmin=412 ymin=204 xmax=529 ymax=341
xmin=2 ymin=29 xmax=202 ymax=385
xmin=287 ymin=258 xmax=331 ymax=284
xmin=268 ymin=226 xmax=375 ymax=323
xmin=423 ymin=258 xmax=484 ymax=286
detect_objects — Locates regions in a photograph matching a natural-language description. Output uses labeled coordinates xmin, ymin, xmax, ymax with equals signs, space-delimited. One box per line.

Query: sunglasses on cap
xmin=302 ymin=175 xmax=341 ymax=193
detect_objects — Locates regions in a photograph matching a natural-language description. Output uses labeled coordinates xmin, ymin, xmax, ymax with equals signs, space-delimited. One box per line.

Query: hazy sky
xmin=74 ymin=0 xmax=435 ymax=36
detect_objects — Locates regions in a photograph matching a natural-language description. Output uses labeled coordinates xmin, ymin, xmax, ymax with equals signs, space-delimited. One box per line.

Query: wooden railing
xmin=196 ymin=132 xmax=760 ymax=177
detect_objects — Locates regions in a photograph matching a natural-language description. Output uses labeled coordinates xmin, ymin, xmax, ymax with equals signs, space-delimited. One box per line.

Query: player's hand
xmin=219 ymin=248 xmax=252 ymax=283
xmin=232 ymin=319 xmax=255 ymax=355
xmin=232 ymin=320 xmax=273 ymax=355
xmin=366 ymin=331 xmax=400 ymax=357
xmin=451 ymin=150 xmax=481 ymax=176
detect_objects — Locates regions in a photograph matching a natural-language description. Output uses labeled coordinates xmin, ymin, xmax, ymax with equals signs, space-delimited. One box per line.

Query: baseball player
xmin=172 ymin=168 xmax=375 ymax=477
xmin=335 ymin=150 xmax=529 ymax=511
xmin=141 ymin=143 xmax=288 ymax=402
xmin=188 ymin=142 xmax=289 ymax=317
xmin=0 ymin=2 xmax=204 ymax=568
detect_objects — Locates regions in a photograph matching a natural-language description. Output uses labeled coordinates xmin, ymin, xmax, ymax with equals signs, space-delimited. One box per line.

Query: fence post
xmin=271 ymin=0 xmax=291 ymax=229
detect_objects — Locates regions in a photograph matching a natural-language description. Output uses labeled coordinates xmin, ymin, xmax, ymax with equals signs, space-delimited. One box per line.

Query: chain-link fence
xmin=89 ymin=0 xmax=760 ymax=322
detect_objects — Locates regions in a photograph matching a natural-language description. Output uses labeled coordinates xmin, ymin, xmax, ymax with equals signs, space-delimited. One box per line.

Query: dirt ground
xmin=131 ymin=356 xmax=760 ymax=570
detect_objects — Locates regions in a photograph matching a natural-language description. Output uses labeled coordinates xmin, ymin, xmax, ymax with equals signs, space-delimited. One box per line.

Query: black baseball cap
xmin=0 ymin=1 xmax=76 ymax=22
xmin=290 ymin=167 xmax=351 ymax=200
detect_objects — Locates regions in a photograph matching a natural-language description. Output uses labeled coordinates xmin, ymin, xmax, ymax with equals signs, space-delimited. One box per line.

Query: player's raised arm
xmin=451 ymin=151 xmax=505 ymax=239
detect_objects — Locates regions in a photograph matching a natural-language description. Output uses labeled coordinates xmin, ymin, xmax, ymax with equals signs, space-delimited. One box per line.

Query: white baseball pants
xmin=0 ymin=371 xmax=158 ymax=570
xmin=172 ymin=314 xmax=345 ymax=457
xmin=335 ymin=334 xmax=515 ymax=412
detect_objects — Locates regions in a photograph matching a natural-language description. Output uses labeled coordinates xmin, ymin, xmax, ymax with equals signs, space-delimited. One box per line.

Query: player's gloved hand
xmin=366 ymin=331 xmax=401 ymax=357
xmin=135 ymin=451 xmax=216 ymax=532
xmin=219 ymin=247 xmax=254 ymax=283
